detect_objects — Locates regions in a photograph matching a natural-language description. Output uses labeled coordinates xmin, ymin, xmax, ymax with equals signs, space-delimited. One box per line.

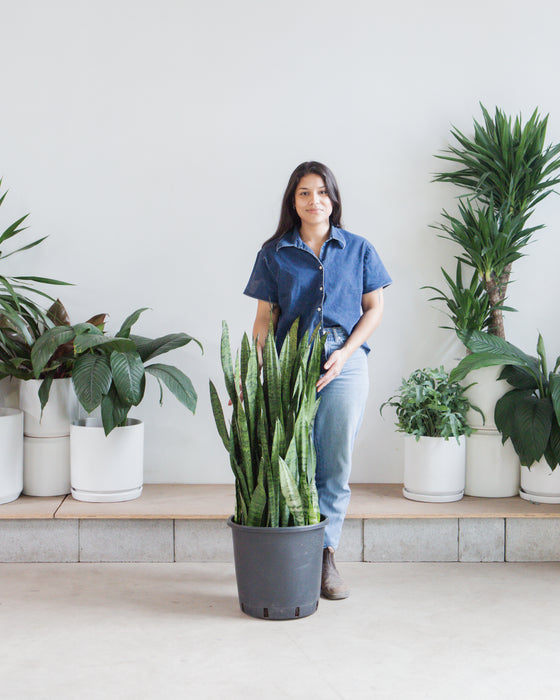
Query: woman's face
xmin=294 ymin=173 xmax=333 ymax=229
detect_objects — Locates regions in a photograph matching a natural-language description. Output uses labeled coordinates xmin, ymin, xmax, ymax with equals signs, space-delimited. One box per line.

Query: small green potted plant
xmin=209 ymin=319 xmax=327 ymax=620
xmin=450 ymin=331 xmax=560 ymax=503
xmin=32 ymin=308 xmax=202 ymax=502
xmin=381 ymin=367 xmax=480 ymax=502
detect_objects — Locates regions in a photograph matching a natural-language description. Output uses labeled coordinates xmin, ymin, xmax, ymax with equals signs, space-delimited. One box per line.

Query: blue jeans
xmin=313 ymin=326 xmax=369 ymax=549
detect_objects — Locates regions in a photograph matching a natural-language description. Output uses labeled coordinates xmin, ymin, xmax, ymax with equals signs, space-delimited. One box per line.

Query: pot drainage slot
xmin=295 ymin=607 xmax=300 ymax=617
xmin=263 ymin=608 xmax=269 ymax=618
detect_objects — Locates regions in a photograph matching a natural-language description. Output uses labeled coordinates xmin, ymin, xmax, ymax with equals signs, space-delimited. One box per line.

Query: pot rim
xmin=227 ymin=514 xmax=328 ymax=533
xmin=71 ymin=418 xmax=143 ymax=429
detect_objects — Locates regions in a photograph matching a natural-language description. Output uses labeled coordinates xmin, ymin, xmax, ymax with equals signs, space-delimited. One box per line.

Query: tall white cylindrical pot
xmin=70 ymin=419 xmax=144 ymax=502
xmin=465 ymin=429 xmax=520 ymax=497
xmin=0 ymin=408 xmax=24 ymax=505
xmin=463 ymin=366 xmax=509 ymax=430
xmin=19 ymin=378 xmax=76 ymax=496
xmin=19 ymin=378 xmax=78 ymax=437
xmin=23 ymin=436 xmax=71 ymax=496
xmin=520 ymin=458 xmax=560 ymax=504
xmin=403 ymin=435 xmax=466 ymax=503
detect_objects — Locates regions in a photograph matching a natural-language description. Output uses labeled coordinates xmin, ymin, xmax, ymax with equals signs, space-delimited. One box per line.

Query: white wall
xmin=1 ymin=0 xmax=559 ymax=483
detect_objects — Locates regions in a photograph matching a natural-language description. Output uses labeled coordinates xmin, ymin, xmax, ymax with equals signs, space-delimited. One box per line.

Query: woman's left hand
xmin=316 ymin=347 xmax=349 ymax=392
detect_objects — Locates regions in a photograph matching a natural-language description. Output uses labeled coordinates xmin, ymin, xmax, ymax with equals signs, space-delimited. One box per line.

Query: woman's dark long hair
xmin=263 ymin=161 xmax=343 ymax=247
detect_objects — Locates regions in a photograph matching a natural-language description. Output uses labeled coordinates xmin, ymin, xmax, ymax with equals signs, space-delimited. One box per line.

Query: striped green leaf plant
xmin=209 ymin=319 xmax=326 ymax=527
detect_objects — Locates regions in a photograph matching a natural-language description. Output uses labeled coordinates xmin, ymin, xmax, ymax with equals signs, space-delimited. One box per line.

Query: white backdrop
xmin=1 ymin=0 xmax=559 ymax=483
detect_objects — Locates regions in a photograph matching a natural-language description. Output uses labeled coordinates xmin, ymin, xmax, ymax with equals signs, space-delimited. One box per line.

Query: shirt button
xmin=317 ymin=307 xmax=322 ymax=312
xmin=319 ymin=265 xmax=323 ymax=270
xmin=320 ymin=286 xmax=323 ymax=291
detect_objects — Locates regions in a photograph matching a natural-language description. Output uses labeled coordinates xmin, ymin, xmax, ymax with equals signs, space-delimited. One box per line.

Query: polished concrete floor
xmin=1 ymin=562 xmax=559 ymax=700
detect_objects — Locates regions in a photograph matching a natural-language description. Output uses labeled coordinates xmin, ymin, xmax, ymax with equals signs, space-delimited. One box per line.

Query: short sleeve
xmin=243 ymin=249 xmax=279 ymax=303
xmin=363 ymin=243 xmax=392 ymax=294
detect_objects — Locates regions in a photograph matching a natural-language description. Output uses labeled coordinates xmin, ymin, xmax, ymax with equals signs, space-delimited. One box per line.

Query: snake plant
xmin=431 ymin=105 xmax=560 ymax=338
xmin=209 ymin=319 xmax=326 ymax=528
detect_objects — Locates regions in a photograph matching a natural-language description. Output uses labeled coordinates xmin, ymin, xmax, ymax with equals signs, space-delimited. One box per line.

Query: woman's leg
xmin=313 ymin=345 xmax=369 ymax=550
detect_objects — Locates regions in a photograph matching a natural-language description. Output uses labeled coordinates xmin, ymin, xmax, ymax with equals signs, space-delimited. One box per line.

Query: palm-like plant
xmin=209 ymin=319 xmax=326 ymax=528
xmin=431 ymin=105 xmax=560 ymax=338
xmin=0 ymin=179 xmax=70 ymax=349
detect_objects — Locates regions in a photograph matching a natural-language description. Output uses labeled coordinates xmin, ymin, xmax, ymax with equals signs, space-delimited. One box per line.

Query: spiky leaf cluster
xmin=209 ymin=319 xmax=326 ymax=527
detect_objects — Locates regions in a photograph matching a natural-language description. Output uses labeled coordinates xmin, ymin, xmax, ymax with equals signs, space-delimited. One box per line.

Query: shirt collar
xmin=276 ymin=225 xmax=346 ymax=251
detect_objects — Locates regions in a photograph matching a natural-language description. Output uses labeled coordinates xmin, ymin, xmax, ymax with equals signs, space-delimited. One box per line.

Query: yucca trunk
xmin=485 ymin=264 xmax=512 ymax=339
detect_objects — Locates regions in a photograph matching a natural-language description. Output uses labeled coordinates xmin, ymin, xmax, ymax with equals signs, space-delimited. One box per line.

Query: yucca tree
xmin=432 ymin=105 xmax=560 ymax=338
xmin=209 ymin=319 xmax=326 ymax=528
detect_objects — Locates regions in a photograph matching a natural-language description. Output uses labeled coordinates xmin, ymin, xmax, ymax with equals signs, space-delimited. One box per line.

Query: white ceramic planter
xmin=465 ymin=429 xmax=520 ymax=497
xmin=70 ymin=418 xmax=144 ymax=502
xmin=463 ymin=365 xmax=509 ymax=430
xmin=19 ymin=378 xmax=78 ymax=437
xmin=520 ymin=457 xmax=560 ymax=504
xmin=403 ymin=434 xmax=466 ymax=503
xmin=0 ymin=408 xmax=24 ymax=505
xmin=23 ymin=436 xmax=71 ymax=496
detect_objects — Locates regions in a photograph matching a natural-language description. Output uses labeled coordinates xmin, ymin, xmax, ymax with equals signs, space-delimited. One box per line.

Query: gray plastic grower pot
xmin=227 ymin=514 xmax=327 ymax=620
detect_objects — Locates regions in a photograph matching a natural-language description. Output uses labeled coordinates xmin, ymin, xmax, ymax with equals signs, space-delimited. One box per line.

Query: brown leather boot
xmin=321 ymin=546 xmax=350 ymax=600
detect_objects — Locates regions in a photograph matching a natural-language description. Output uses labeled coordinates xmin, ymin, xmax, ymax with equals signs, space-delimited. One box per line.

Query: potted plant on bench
xmin=209 ymin=319 xmax=327 ymax=620
xmin=381 ymin=366 xmax=481 ymax=502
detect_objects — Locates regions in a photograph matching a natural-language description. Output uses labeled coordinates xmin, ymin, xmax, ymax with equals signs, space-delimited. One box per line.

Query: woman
xmin=244 ymin=161 xmax=391 ymax=600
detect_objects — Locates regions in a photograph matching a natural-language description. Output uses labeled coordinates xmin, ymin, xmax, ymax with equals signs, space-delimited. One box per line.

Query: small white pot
xmin=403 ymin=434 xmax=466 ymax=503
xmin=0 ymin=408 xmax=23 ymax=505
xmin=23 ymin=436 xmax=71 ymax=497
xmin=520 ymin=457 xmax=560 ymax=504
xmin=70 ymin=418 xmax=144 ymax=502
xmin=463 ymin=366 xmax=509 ymax=430
xmin=465 ymin=429 xmax=520 ymax=497
xmin=19 ymin=378 xmax=78 ymax=438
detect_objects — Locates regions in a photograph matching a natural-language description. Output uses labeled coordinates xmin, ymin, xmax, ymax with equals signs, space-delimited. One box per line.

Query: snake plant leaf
xmin=495 ymin=390 xmax=552 ymax=466
xmin=116 ymin=308 xmax=150 ymax=339
xmin=145 ymin=363 xmax=197 ymax=413
xmin=263 ymin=328 xmax=281 ymax=430
xmin=234 ymin=402 xmax=254 ymax=494
xmin=219 ymin=322 xmax=236 ymax=405
xmin=72 ymin=353 xmax=112 ymax=413
xmin=279 ymin=456 xmax=305 ymax=526
xmin=131 ymin=332 xmax=202 ymax=363
xmin=209 ymin=380 xmax=229 ymax=451
xmin=31 ymin=325 xmax=77 ymax=377
xmin=229 ymin=427 xmax=250 ymax=511
xmin=110 ymin=351 xmax=145 ymax=406
xmin=247 ymin=461 xmax=267 ymax=527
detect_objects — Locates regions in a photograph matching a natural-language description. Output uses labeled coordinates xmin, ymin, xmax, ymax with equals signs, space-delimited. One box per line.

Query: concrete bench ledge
xmin=0 ymin=484 xmax=558 ymax=563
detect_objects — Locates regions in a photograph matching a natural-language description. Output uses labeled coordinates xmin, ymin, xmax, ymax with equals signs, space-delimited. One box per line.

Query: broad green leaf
xmin=74 ymin=334 xmax=136 ymax=354
xmin=145 ymin=363 xmax=197 ymax=413
xmin=31 ymin=326 xmax=77 ymax=377
xmin=550 ymin=373 xmax=560 ymax=427
xmin=72 ymin=353 xmax=112 ymax=413
xmin=110 ymin=351 xmax=145 ymax=405
xmin=116 ymin=308 xmax=150 ymax=338
xmin=495 ymin=389 xmax=552 ymax=466
xmin=100 ymin=385 xmax=131 ymax=435
xmin=131 ymin=332 xmax=202 ymax=362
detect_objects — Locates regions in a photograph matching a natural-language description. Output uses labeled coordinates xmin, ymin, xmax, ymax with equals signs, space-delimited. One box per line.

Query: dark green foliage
xmin=380 ymin=367 xmax=477 ymax=442
xmin=430 ymin=105 xmax=560 ymax=338
xmin=31 ymin=309 xmax=202 ymax=435
xmin=450 ymin=331 xmax=560 ymax=469
xmin=209 ymin=319 xmax=326 ymax=527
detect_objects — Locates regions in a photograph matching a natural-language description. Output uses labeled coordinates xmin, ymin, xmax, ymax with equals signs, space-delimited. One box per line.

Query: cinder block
xmin=0 ymin=520 xmax=78 ymax=562
xmin=79 ymin=519 xmax=174 ymax=562
xmin=336 ymin=519 xmax=363 ymax=561
xmin=506 ymin=519 xmax=560 ymax=561
xmin=174 ymin=519 xmax=233 ymax=562
xmin=459 ymin=518 xmax=504 ymax=562
xmin=364 ymin=518 xmax=458 ymax=562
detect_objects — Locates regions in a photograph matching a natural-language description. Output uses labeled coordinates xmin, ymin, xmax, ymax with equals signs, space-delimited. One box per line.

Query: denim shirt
xmin=243 ymin=226 xmax=392 ymax=352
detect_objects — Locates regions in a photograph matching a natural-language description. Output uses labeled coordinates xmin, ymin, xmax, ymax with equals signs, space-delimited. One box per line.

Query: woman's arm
xmin=315 ymin=288 xmax=385 ymax=392
xmin=253 ymin=300 xmax=280 ymax=365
